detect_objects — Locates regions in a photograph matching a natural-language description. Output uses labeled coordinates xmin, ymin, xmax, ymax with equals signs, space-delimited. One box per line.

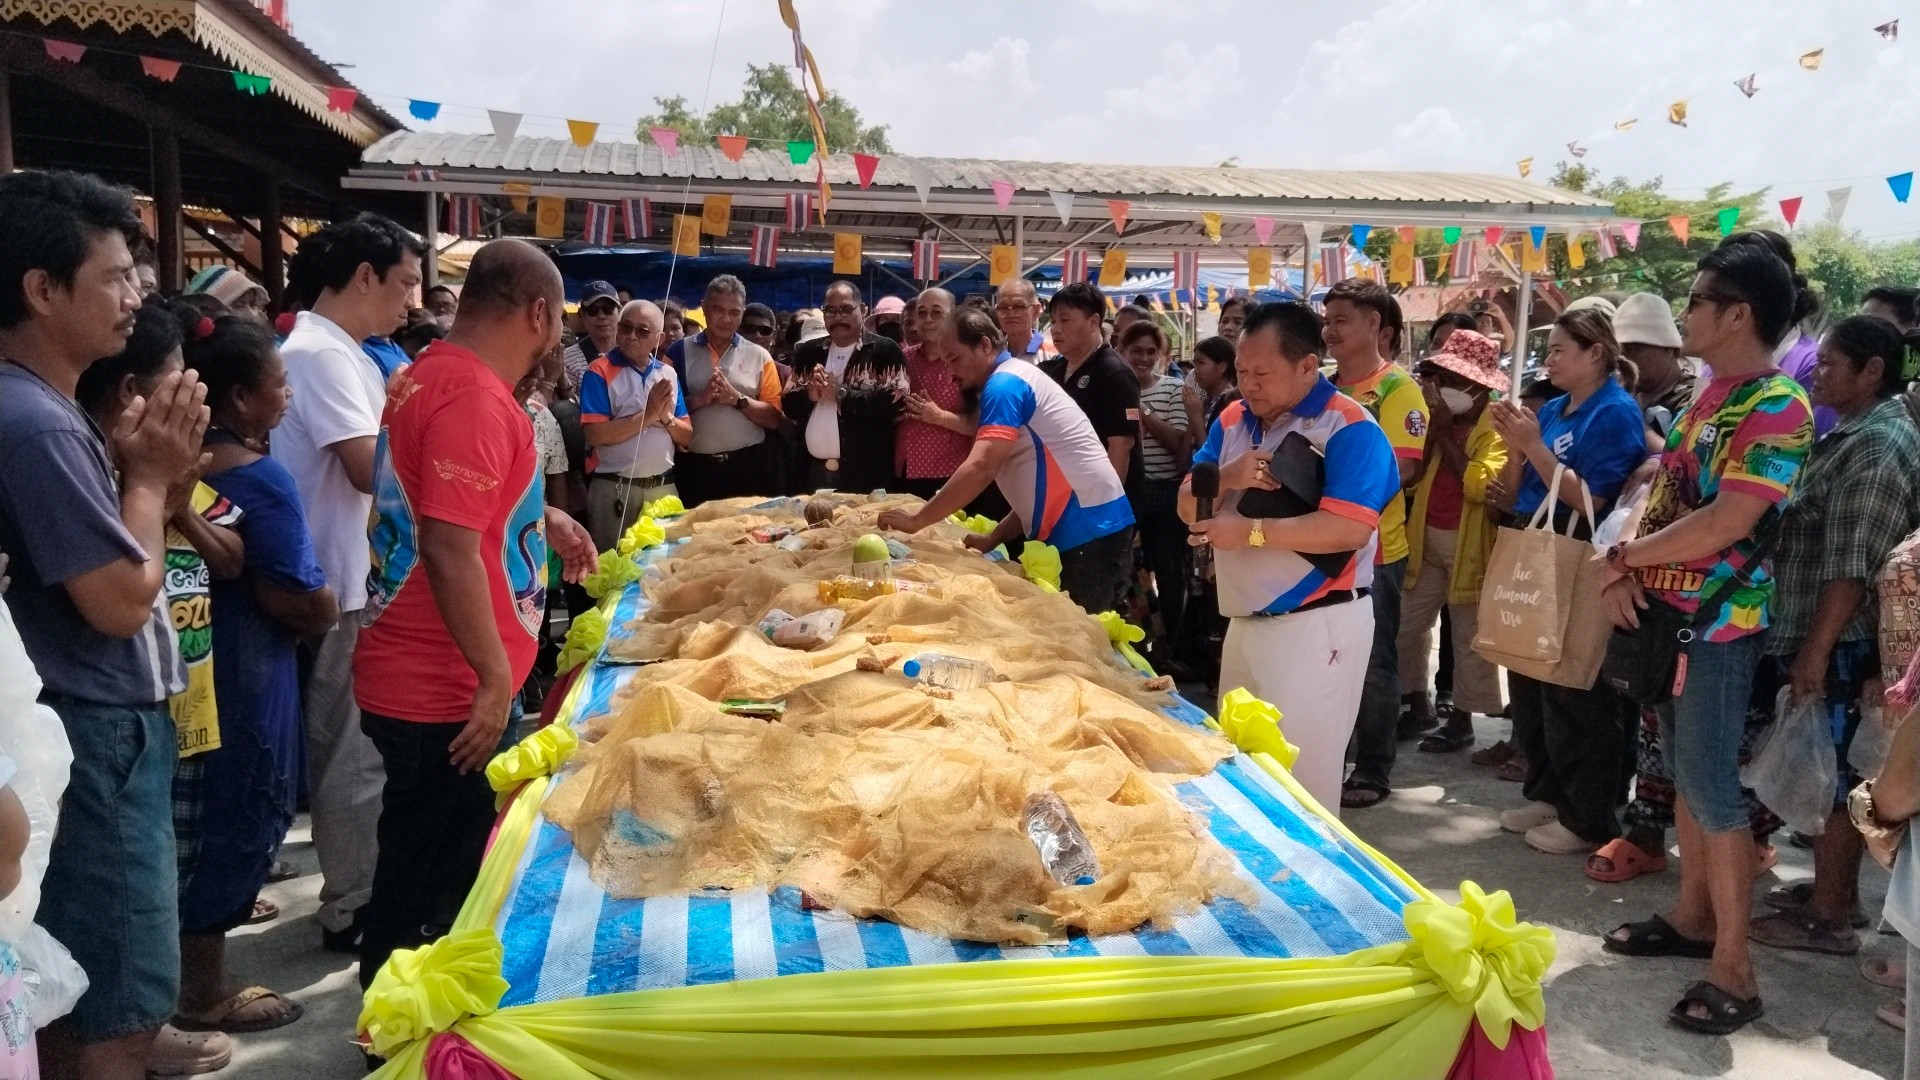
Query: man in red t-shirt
xmin=353 ymin=239 xmax=595 ymax=988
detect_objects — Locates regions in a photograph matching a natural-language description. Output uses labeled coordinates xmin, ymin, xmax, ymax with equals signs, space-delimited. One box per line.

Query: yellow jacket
xmin=1404 ymin=409 xmax=1507 ymax=606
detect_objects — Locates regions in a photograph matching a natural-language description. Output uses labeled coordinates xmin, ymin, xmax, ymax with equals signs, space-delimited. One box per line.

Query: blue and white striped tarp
xmin=493 ymin=580 xmax=1417 ymax=1008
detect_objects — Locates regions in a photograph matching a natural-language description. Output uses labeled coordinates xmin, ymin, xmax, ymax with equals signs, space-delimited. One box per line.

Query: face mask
xmin=1439 ymin=387 xmax=1477 ymax=415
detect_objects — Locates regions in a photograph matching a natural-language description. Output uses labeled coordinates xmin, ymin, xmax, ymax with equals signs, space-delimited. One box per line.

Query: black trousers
xmin=1057 ymin=526 xmax=1135 ymax=614
xmin=1135 ymin=502 xmax=1190 ymax=648
xmin=1345 ymin=558 xmax=1407 ymax=793
xmin=358 ymin=712 xmax=499 ymax=990
xmin=1511 ymin=671 xmax=1636 ymax=844
xmin=677 ymin=439 xmax=785 ymax=508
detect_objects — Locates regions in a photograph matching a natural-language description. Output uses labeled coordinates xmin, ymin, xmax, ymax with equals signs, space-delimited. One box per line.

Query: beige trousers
xmin=1396 ymin=526 xmax=1505 ymax=715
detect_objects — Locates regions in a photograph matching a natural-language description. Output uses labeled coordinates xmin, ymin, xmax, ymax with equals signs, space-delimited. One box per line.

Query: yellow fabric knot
xmin=617 ymin=515 xmax=666 ymax=555
xmin=1094 ymin=611 xmax=1155 ymax=675
xmin=1215 ymin=688 xmax=1299 ymax=769
xmin=357 ymin=928 xmax=509 ymax=1059
xmin=1401 ymin=881 xmax=1555 ymax=1048
xmin=486 ymin=723 xmax=580 ymax=793
xmin=952 ymin=513 xmax=996 ymax=535
xmin=643 ymin=495 xmax=685 ymax=518
xmin=1020 ymin=542 xmax=1061 ymax=592
xmin=556 ymin=607 xmax=610 ymax=675
xmin=583 ymin=549 xmax=643 ymax=600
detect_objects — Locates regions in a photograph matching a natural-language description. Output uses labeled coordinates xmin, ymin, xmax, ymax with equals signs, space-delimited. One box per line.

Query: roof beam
xmin=182 ymin=214 xmax=262 ymax=279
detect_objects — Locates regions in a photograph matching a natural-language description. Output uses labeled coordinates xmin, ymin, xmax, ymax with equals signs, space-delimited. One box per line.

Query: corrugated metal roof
xmin=359 ymin=131 xmax=1610 ymax=213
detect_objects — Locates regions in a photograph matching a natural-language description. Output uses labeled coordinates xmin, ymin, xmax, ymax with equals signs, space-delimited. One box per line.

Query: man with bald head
xmin=579 ymin=299 xmax=691 ymax=549
xmin=994 ymin=277 xmax=1056 ymax=363
xmin=355 ymin=238 xmax=598 ymax=988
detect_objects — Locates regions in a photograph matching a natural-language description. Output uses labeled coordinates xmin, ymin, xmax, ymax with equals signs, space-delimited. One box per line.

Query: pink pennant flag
xmin=1483 ymin=226 xmax=1505 ymax=247
xmin=325 ymin=87 xmax=359 ymax=114
xmin=43 ymin=40 xmax=85 ymax=64
xmin=649 ymin=127 xmax=679 ymax=156
xmin=912 ymin=239 xmax=941 ymax=280
xmin=852 ymin=153 xmax=880 ymax=189
xmin=583 ymin=201 xmax=616 ymax=246
xmin=139 ymin=56 xmax=182 ymax=82
xmin=1172 ymin=250 xmax=1199 ymax=292
xmin=622 ymin=197 xmax=653 ymax=239
xmin=1618 ymin=221 xmax=1641 ymax=250
xmin=750 ymin=224 xmax=781 ymax=268
xmin=1252 ymin=216 xmax=1274 ymax=245
xmin=1062 ymin=248 xmax=1089 ymax=284
xmin=991 ymin=180 xmax=1015 ymax=209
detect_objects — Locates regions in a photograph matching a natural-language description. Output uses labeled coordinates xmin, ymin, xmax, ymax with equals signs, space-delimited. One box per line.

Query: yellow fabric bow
xmin=643 ymin=495 xmax=685 ymax=518
xmin=1215 ymin=688 xmax=1299 ymax=769
xmin=556 ymin=607 xmax=609 ymax=675
xmin=1020 ymin=542 xmax=1061 ymax=592
xmin=358 ymin=928 xmax=509 ymax=1059
xmin=486 ymin=723 xmax=580 ymax=794
xmin=1094 ymin=611 xmax=1155 ymax=675
xmin=582 ymin=549 xmax=643 ymax=600
xmin=618 ymin=515 xmax=666 ymax=556
xmin=1400 ymin=881 xmax=1555 ymax=1048
xmin=949 ymin=512 xmax=996 ymax=535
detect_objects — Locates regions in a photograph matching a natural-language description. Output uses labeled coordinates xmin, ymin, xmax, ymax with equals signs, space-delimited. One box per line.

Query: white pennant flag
xmin=1048 ymin=190 xmax=1074 ymax=225
xmin=1827 ymin=185 xmax=1853 ymax=223
xmin=1302 ymin=221 xmax=1325 ymax=256
xmin=488 ymin=109 xmax=522 ymax=147
xmin=907 ymin=162 xmax=937 ymax=206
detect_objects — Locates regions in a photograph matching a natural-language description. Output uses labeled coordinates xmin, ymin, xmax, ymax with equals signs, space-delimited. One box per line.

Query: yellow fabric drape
xmin=1019 ymin=542 xmax=1061 ymax=592
xmin=555 ymin=607 xmax=609 ymax=675
xmin=1094 ymin=611 xmax=1154 ymax=675
xmin=485 ymin=724 xmax=579 ymax=802
xmin=617 ymin=516 xmax=666 ymax=556
xmin=1403 ymin=409 xmax=1508 ymax=605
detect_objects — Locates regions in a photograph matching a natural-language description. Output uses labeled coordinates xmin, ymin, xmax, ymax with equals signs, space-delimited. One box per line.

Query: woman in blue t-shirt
xmin=1485 ymin=307 xmax=1648 ymax=859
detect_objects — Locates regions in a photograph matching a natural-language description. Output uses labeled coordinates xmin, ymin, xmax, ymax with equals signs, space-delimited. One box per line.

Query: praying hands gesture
xmin=642 ymin=377 xmax=676 ymax=427
xmin=806 ymin=365 xmax=840 ymax=404
xmin=706 ymin=368 xmax=742 ymax=409
xmin=1487 ymin=399 xmax=1543 ymax=457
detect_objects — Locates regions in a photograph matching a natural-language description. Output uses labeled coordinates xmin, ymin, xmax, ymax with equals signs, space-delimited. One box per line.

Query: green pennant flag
xmin=230 ymin=70 xmax=272 ymax=96
xmin=1716 ymin=206 xmax=1740 ymax=236
xmin=787 ymin=140 xmax=814 ymax=165
xmin=1442 ymin=226 xmax=1461 ymax=245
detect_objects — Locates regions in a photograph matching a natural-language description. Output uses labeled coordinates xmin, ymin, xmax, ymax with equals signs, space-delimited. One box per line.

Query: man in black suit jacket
xmin=783 ymin=280 xmax=910 ymax=493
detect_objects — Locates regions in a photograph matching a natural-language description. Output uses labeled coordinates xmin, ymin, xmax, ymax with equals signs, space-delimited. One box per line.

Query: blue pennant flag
xmin=409 ymin=99 xmax=441 ymax=122
xmin=1890 ymin=172 xmax=1915 ymax=204
xmin=1349 ymin=223 xmax=1372 ymax=249
xmin=1529 ymin=224 xmax=1547 ymax=248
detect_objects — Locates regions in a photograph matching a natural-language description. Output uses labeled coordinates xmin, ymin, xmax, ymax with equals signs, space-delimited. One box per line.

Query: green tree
xmin=1547 ymin=162 xmax=1773 ymax=302
xmin=635 ymin=64 xmax=892 ymax=154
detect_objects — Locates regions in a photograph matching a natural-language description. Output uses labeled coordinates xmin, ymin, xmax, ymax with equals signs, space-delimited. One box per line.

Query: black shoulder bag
xmin=1601 ymin=521 xmax=1780 ymax=708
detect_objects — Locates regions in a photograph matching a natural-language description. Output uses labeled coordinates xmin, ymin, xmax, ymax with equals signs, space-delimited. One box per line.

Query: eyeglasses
xmin=822 ymin=305 xmax=860 ymax=317
xmin=583 ymin=302 xmax=618 ymax=316
xmin=1685 ymin=290 xmax=1741 ymax=311
xmin=994 ymin=302 xmax=1034 ymax=313
xmin=617 ymin=323 xmax=658 ymax=336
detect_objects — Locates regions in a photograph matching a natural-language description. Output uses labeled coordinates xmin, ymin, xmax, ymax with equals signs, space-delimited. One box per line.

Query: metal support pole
xmin=1013 ymin=213 xmax=1024 ymax=272
xmin=423 ymin=191 xmax=440 ymax=292
xmin=1513 ymin=269 xmax=1532 ymax=375
xmin=151 ymin=127 xmax=183 ymax=293
xmin=260 ymin=180 xmax=284 ymax=306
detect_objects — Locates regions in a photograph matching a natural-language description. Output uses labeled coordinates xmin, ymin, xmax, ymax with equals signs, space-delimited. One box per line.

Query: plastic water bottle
xmin=901 ymin=653 xmax=994 ymax=691
xmin=1023 ymin=791 xmax=1101 ymax=886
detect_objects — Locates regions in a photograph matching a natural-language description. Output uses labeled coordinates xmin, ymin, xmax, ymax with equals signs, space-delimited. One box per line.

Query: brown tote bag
xmin=1473 ymin=464 xmax=1594 ymax=668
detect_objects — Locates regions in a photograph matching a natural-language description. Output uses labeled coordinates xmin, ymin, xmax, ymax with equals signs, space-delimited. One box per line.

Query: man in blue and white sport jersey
xmin=878 ymin=307 xmax=1135 ymax=612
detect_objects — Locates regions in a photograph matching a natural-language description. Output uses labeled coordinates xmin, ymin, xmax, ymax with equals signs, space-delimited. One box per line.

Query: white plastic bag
xmin=1849 ymin=703 xmax=1896 ymax=778
xmin=1589 ymin=500 xmax=1635 ymax=552
xmin=0 ymin=605 xmax=70 ymax=943
xmin=772 ymin=608 xmax=845 ymax=650
xmin=10 ymin=922 xmax=84 ymax=1028
xmin=1743 ymin=687 xmax=1837 ymax=837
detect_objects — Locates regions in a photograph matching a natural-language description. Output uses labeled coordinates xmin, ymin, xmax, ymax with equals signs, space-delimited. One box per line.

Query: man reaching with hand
xmin=354 ymin=238 xmax=597 ymax=990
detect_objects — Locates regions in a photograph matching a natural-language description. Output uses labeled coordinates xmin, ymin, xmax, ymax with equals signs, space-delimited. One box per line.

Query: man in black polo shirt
xmin=1039 ymin=282 xmax=1142 ymax=496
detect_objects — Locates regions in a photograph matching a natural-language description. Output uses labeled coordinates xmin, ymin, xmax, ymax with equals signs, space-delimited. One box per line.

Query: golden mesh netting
xmin=544 ymin=496 xmax=1249 ymax=945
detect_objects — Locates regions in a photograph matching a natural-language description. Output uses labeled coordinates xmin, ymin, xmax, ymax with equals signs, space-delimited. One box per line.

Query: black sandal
xmin=1418 ymin=726 xmax=1475 ymax=753
xmin=1668 ymin=980 xmax=1764 ymax=1035
xmin=1341 ymin=781 xmax=1390 ymax=810
xmin=1602 ymin=915 xmax=1715 ymax=959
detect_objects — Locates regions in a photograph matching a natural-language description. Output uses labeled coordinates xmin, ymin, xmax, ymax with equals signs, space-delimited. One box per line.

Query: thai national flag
xmin=1318 ymin=244 xmax=1347 ymax=285
xmin=911 ymin=239 xmax=940 ymax=280
xmin=1594 ymin=226 xmax=1617 ymax=261
xmin=1413 ymin=253 xmax=1428 ymax=286
xmin=786 ymin=192 xmax=813 ymax=231
xmin=750 ymin=224 xmax=781 ymax=268
xmin=407 ymin=168 xmax=441 ymax=183
xmin=1061 ymin=248 xmax=1088 ymax=283
xmin=1449 ymin=240 xmax=1479 ymax=280
xmin=583 ymin=201 xmax=615 ymax=246
xmin=1172 ymin=250 xmax=1199 ymax=292
xmin=445 ymin=195 xmax=482 ymax=237
xmin=622 ymin=197 xmax=652 ymax=240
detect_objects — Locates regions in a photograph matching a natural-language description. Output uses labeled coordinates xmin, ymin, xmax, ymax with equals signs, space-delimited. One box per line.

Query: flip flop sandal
xmin=1418 ymin=727 xmax=1475 ymax=754
xmin=267 ymin=860 xmax=299 ymax=883
xmin=173 ymin=986 xmax=305 ymax=1035
xmin=1753 ymin=844 xmax=1778 ymax=878
xmin=1748 ymin=910 xmax=1860 ymax=956
xmin=1762 ymin=882 xmax=1869 ymax=928
xmin=1880 ymin=1000 xmax=1907 ymax=1031
xmin=1668 ymin=980 xmax=1764 ymax=1035
xmin=1495 ymin=757 xmax=1527 ymax=783
xmin=1341 ymin=782 xmax=1389 ymax=810
xmin=248 ymin=898 xmax=278 ymax=925
xmin=1602 ymin=915 xmax=1715 ymax=959
xmin=1469 ymin=739 xmax=1515 ymax=767
xmin=1586 ymin=838 xmax=1668 ymax=883
xmin=1863 ymin=955 xmax=1907 ymax=989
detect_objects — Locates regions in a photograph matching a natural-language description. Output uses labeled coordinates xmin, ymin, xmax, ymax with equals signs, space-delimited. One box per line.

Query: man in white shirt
xmin=580 ymin=300 xmax=692 ymax=549
xmin=993 ymin=277 xmax=1056 ymax=363
xmin=274 ymin=212 xmax=423 ymax=951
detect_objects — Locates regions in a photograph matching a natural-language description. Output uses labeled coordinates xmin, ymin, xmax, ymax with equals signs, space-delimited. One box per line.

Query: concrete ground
xmin=221 ymin=712 xmax=1903 ymax=1079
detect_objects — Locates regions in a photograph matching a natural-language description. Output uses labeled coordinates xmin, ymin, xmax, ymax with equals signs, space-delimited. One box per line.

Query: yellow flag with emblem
xmin=1099 ymin=248 xmax=1127 ymax=287
xmin=1388 ymin=243 xmax=1414 ymax=285
xmin=1521 ymin=235 xmax=1546 ymax=273
xmin=535 ymin=197 xmax=565 ymax=239
xmin=833 ymin=232 xmax=862 ymax=274
xmin=1247 ymin=247 xmax=1271 ymax=286
xmin=701 ymin=194 xmax=732 ymax=236
xmin=989 ymin=244 xmax=1017 ymax=285
xmin=671 ymin=214 xmax=701 ymax=256
xmin=1567 ymin=236 xmax=1586 ymax=270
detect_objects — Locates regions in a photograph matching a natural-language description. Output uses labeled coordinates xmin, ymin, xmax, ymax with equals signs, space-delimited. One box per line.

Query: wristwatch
xmin=732 ymin=394 xmax=749 ymax=410
xmin=1248 ymin=519 xmax=1266 ymax=548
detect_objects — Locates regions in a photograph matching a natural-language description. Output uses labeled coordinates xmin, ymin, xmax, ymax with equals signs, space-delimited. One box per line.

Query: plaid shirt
xmin=1769 ymin=395 xmax=1920 ymax=656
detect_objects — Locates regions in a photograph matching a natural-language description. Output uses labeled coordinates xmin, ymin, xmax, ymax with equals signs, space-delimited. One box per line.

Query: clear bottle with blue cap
xmin=900 ymin=653 xmax=994 ymax=691
xmin=1023 ymin=791 xmax=1100 ymax=887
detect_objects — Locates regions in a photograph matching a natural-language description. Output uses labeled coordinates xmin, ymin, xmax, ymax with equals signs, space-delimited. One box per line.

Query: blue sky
xmin=297 ymin=0 xmax=1920 ymax=237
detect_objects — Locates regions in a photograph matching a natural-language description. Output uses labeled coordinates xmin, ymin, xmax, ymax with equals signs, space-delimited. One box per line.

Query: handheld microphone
xmin=1189 ymin=461 xmax=1220 ymax=575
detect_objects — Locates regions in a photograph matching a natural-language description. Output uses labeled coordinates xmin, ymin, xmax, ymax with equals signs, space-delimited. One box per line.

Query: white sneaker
xmin=1526 ymin=820 xmax=1599 ymax=855
xmin=1500 ymin=801 xmax=1558 ymax=833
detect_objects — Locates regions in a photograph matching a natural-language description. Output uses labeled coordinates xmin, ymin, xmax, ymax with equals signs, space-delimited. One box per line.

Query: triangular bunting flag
xmin=1666 ymin=214 xmax=1691 ymax=245
xmin=1442 ymin=226 xmax=1461 ymax=245
xmin=750 ymin=224 xmax=781 ymax=268
xmin=991 ymin=180 xmax=1015 ymax=210
xmin=43 ymin=41 xmax=85 ymax=64
xmin=787 ymin=140 xmax=814 ymax=165
xmin=1567 ymin=235 xmax=1586 ymax=270
xmin=1202 ymin=212 xmax=1222 ymax=243
xmin=1396 ymin=226 xmax=1417 ymax=244
xmin=1614 ymin=118 xmax=1638 ymax=131
xmin=1528 ymin=225 xmax=1546 ymax=248
xmin=649 ymin=127 xmax=679 ymax=156
xmin=1667 ymin=100 xmax=1688 ymax=127
xmin=326 ymin=87 xmax=359 ymax=114
xmin=1891 ymin=172 xmax=1915 ymax=203
xmin=1619 ymin=221 xmax=1641 ymax=249
xmin=1248 ymin=247 xmax=1272 ymax=287
xmin=714 ymin=134 xmax=748 ymax=162
xmin=1046 ymin=190 xmax=1074 ymax=226
xmin=852 ymin=153 xmax=879 ymax=188
xmin=701 ymin=194 xmax=732 ymax=236
xmin=1483 ymin=226 xmax=1505 ymax=247
xmin=1108 ymin=199 xmax=1130 ymax=235
xmin=1716 ymin=206 xmax=1740 ymax=236
xmin=1567 ymin=142 xmax=1587 ymax=159
xmin=908 ymin=162 xmax=936 ymax=205
xmin=231 ymin=71 xmax=272 ymax=96
xmin=535 ymin=197 xmax=565 ymax=240
xmin=1735 ymin=74 xmax=1758 ymax=98
xmin=1827 ymin=186 xmax=1853 ymax=222
xmin=1302 ymin=221 xmax=1324 ymax=253
xmin=1800 ymin=48 xmax=1824 ymax=71
xmin=408 ymin=99 xmax=440 ymax=122
xmin=1779 ymin=196 xmax=1803 ymax=228
xmin=1517 ymin=158 xmax=1533 ymax=179
xmin=833 ymin=232 xmax=862 ymax=275
xmin=1253 ymin=216 xmax=1275 ymax=245
xmin=1877 ymin=20 xmax=1899 ymax=41
xmin=139 ymin=56 xmax=182 ymax=82
xmin=566 ymin=119 xmax=598 ymax=148
xmin=1100 ymin=249 xmax=1127 ymax=288
xmin=1351 ymin=224 xmax=1373 ymax=248
xmin=490 ymin=110 xmax=522 ymax=147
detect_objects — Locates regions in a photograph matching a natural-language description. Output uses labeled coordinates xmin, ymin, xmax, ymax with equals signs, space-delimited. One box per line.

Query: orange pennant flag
xmin=701 ymin=194 xmax=732 ymax=236
xmin=833 ymin=232 xmax=863 ymax=274
xmin=715 ymin=134 xmax=748 ymax=161
xmin=1396 ymin=226 xmax=1416 ymax=244
xmin=672 ymin=214 xmax=702 ymax=256
xmin=535 ymin=197 xmax=565 ymax=239
xmin=989 ymin=244 xmax=1018 ymax=285
xmin=1667 ymin=214 xmax=1691 ymax=245
xmin=1107 ymin=199 xmax=1130 ymax=235
xmin=566 ymin=119 xmax=598 ymax=148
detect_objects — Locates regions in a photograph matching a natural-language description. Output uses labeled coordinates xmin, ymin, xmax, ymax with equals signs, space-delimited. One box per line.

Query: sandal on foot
xmin=1762 ymin=882 xmax=1868 ymax=928
xmin=1748 ymin=910 xmax=1860 ymax=955
xmin=1586 ymin=838 xmax=1668 ymax=883
xmin=1864 ymin=955 xmax=1907 ymax=989
xmin=1753 ymin=844 xmax=1778 ymax=878
xmin=173 ymin=986 xmax=305 ymax=1035
xmin=1341 ymin=781 xmax=1390 ymax=810
xmin=1495 ymin=756 xmax=1527 ymax=783
xmin=1602 ymin=915 xmax=1715 ymax=959
xmin=1469 ymin=739 xmax=1515 ymax=767
xmin=146 ymin=1024 xmax=233 ymax=1077
xmin=248 ymin=898 xmax=278 ymax=925
xmin=1419 ymin=726 xmax=1475 ymax=754
xmin=1880 ymin=999 xmax=1907 ymax=1031
xmin=267 ymin=860 xmax=299 ymax=883
xmin=1668 ymin=980 xmax=1763 ymax=1035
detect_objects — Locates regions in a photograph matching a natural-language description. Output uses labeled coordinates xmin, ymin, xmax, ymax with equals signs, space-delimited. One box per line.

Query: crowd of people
xmin=3 ymin=161 xmax=1920 ymax=1077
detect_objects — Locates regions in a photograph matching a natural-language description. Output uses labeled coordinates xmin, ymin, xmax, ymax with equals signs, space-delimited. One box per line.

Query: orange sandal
xmin=1585 ymin=838 xmax=1668 ymax=883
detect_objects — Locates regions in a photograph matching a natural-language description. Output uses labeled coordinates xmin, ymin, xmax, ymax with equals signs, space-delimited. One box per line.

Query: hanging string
xmin=661 ymin=0 xmax=730 ymax=306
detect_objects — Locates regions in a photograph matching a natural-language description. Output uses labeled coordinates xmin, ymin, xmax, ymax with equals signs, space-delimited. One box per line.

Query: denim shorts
xmin=38 ymin=695 xmax=180 ymax=1042
xmin=1657 ymin=632 xmax=1767 ymax=836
